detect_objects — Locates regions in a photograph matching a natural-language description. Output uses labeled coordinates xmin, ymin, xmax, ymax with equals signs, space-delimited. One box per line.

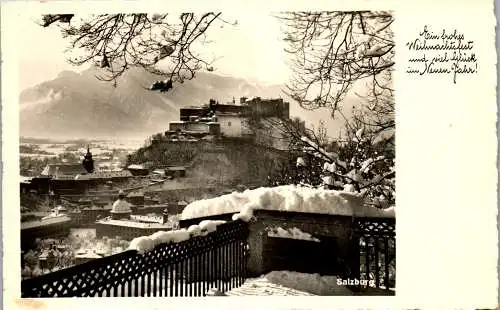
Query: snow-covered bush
xmin=269 ymin=120 xmax=395 ymax=209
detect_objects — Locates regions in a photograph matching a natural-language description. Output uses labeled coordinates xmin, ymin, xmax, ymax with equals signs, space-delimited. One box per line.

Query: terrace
xmin=21 ymin=186 xmax=395 ymax=297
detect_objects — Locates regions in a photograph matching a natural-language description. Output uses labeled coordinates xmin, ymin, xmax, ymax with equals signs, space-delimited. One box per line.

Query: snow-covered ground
xmin=181 ymin=185 xmax=395 ymax=220
xmin=93 ymin=271 xmax=366 ymax=297
xmin=226 ymin=275 xmax=315 ymax=296
xmin=228 ymin=271 xmax=394 ymax=296
xmin=227 ymin=271 xmax=354 ymax=296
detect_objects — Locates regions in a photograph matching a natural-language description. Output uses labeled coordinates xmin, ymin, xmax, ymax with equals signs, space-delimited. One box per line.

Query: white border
xmin=2 ymin=0 xmax=497 ymax=309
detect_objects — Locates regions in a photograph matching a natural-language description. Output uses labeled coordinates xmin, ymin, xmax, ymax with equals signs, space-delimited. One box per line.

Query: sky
xmin=16 ymin=12 xmax=351 ymax=137
xmin=18 ymin=12 xmax=292 ymax=90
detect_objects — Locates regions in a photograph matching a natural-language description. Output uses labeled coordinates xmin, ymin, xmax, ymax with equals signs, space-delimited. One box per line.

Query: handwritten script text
xmin=406 ymin=26 xmax=478 ymax=83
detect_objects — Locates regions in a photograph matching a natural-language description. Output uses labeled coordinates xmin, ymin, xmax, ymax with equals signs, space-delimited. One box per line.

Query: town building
xmin=127 ymin=191 xmax=145 ymax=207
xmin=127 ymin=164 xmax=150 ymax=176
xmin=21 ymin=147 xmax=133 ymax=195
xmin=21 ymin=216 xmax=72 ymax=251
xmin=74 ymin=250 xmax=105 ymax=265
xmin=165 ymin=97 xmax=298 ymax=151
xmin=95 ymin=194 xmax=172 ymax=240
xmin=110 ymin=191 xmax=132 ymax=220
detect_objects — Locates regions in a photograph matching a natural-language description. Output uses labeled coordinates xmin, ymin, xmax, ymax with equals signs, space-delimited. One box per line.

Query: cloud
xmin=20 ymin=89 xmax=62 ymax=111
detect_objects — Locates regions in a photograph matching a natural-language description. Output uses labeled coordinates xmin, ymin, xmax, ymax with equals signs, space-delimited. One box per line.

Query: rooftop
xmin=41 ymin=164 xmax=87 ymax=177
xmin=21 ymin=216 xmax=72 ymax=230
xmin=75 ymin=170 xmax=132 ymax=180
xmin=166 ymin=166 xmax=186 ymax=171
xmin=96 ymin=218 xmax=172 ymax=229
xmin=127 ymin=164 xmax=147 ymax=170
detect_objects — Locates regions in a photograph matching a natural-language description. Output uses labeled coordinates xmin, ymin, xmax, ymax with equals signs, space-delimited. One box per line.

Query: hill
xmin=19 ymin=67 xmax=353 ymax=140
xmin=20 ymin=67 xmax=284 ymax=139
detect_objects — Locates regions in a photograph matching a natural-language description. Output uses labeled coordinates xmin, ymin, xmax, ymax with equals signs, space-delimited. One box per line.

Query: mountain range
xmin=19 ymin=66 xmax=351 ymax=140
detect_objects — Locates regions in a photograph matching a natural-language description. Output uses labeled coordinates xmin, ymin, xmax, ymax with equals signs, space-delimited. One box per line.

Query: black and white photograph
xmin=16 ymin=10 xmax=396 ymax=298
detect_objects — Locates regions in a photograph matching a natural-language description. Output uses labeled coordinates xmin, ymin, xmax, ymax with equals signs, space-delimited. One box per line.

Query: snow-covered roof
xmin=41 ymin=164 xmax=87 ymax=177
xmin=111 ymin=199 xmax=132 ymax=214
xmin=75 ymin=170 xmax=132 ymax=180
xmin=21 ymin=216 xmax=72 ymax=230
xmin=181 ymin=185 xmax=395 ymax=220
xmin=127 ymin=164 xmax=146 ymax=170
xmin=75 ymin=252 xmax=103 ymax=259
xmin=166 ymin=166 xmax=186 ymax=171
xmin=97 ymin=218 xmax=171 ymax=229
xmin=20 ymin=176 xmax=33 ymax=184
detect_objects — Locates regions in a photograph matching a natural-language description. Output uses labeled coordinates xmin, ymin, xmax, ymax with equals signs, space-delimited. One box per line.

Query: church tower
xmin=82 ymin=145 xmax=94 ymax=173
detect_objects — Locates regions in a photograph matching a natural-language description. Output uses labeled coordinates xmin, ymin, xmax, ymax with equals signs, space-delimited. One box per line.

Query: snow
xmin=128 ymin=236 xmax=155 ymax=255
xmin=127 ymin=164 xmax=145 ymax=170
xmin=300 ymin=136 xmax=318 ymax=149
xmin=365 ymin=45 xmax=388 ymax=57
xmin=263 ymin=271 xmax=354 ymax=296
xmin=226 ymin=276 xmax=314 ymax=296
xmin=128 ymin=220 xmax=228 ymax=254
xmin=343 ymin=184 xmax=356 ymax=192
xmin=347 ymin=169 xmax=363 ymax=182
xmin=355 ymin=128 xmax=364 ymax=139
xmin=199 ymin=220 xmax=227 ymax=234
xmin=296 ymin=157 xmax=306 ymax=167
xmin=323 ymin=162 xmax=337 ymax=173
xmin=267 ymin=227 xmax=320 ymax=242
xmin=187 ymin=224 xmax=202 ymax=237
xmin=325 ymin=151 xmax=339 ymax=161
xmin=322 ymin=175 xmax=333 ymax=185
xmin=336 ymin=159 xmax=347 ymax=169
xmin=360 ymin=158 xmax=374 ymax=173
xmin=181 ymin=185 xmax=395 ymax=221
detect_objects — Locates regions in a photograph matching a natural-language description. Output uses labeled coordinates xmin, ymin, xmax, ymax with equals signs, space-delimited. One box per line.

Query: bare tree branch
xmin=39 ymin=13 xmax=236 ymax=88
xmin=276 ymin=11 xmax=394 ymax=125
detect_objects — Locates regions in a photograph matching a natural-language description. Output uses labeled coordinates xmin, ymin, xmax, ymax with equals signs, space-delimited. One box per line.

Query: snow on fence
xmin=21 ymin=221 xmax=249 ymax=297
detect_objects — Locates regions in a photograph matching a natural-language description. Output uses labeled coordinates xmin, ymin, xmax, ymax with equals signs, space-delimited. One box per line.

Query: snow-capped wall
xmin=181 ymin=185 xmax=395 ymax=220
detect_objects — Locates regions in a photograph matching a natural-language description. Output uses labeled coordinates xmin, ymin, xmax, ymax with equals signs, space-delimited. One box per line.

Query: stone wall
xmin=179 ymin=210 xmax=360 ymax=279
xmin=246 ymin=210 xmax=359 ymax=278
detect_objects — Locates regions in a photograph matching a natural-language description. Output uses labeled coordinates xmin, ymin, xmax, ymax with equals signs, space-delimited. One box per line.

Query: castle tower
xmin=82 ymin=145 xmax=94 ymax=173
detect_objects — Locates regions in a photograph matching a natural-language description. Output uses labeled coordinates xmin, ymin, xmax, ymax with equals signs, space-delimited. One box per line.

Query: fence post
xmin=348 ymin=222 xmax=361 ymax=292
xmin=246 ymin=220 xmax=266 ymax=277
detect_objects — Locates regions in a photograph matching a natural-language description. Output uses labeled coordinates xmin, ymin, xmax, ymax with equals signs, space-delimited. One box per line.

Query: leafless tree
xmin=39 ymin=13 xmax=236 ymax=87
xmin=276 ymin=11 xmax=394 ymax=125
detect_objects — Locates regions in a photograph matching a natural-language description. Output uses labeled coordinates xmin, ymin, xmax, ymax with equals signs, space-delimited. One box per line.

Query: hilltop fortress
xmin=163 ymin=96 xmax=303 ymax=151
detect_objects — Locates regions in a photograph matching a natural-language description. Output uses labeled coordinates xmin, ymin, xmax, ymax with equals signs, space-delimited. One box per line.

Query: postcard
xmin=1 ymin=0 xmax=497 ymax=309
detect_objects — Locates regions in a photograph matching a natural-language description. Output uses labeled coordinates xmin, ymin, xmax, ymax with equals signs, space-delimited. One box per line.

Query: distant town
xmin=20 ymin=96 xmax=300 ymax=278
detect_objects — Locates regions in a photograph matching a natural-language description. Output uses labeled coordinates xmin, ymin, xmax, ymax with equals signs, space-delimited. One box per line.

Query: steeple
xmin=82 ymin=144 xmax=94 ymax=173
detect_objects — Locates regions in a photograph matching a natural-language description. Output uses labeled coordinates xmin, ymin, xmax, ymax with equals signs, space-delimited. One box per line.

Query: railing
xmin=22 ymin=220 xmax=249 ymax=297
xmin=354 ymin=217 xmax=396 ymax=291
